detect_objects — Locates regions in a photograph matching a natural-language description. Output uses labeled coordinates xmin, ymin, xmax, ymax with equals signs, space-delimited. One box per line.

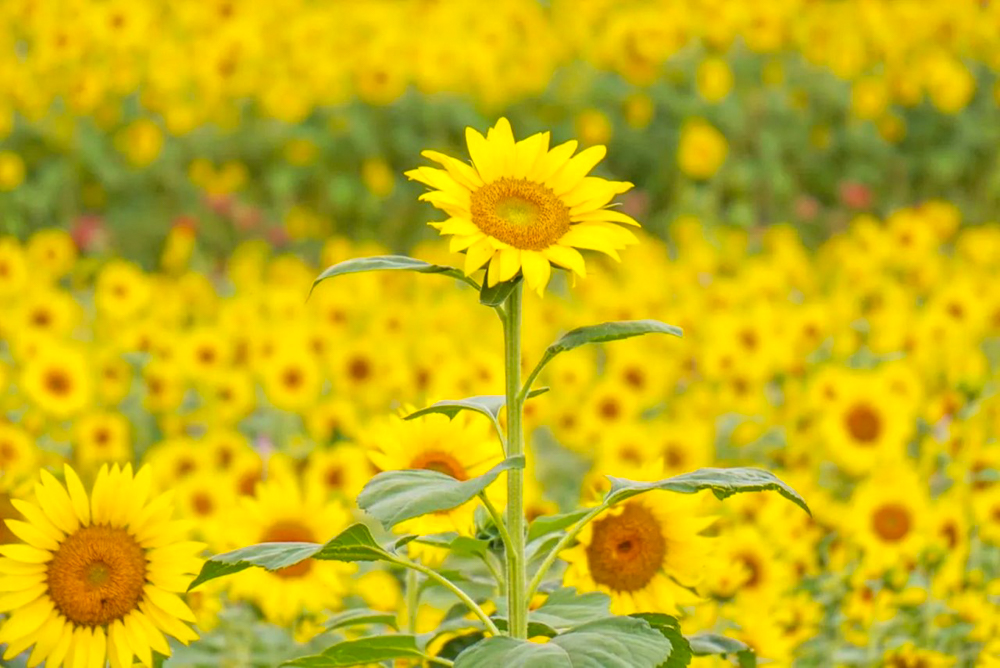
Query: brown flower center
xmin=410 ymin=451 xmax=468 ymax=481
xmin=844 ymin=402 xmax=881 ymax=443
xmin=47 ymin=525 xmax=148 ymax=627
xmin=44 ymin=369 xmax=73 ymax=397
xmin=586 ymin=502 xmax=666 ymax=592
xmin=470 ymin=178 xmax=570 ymax=250
xmin=261 ymin=521 xmax=316 ymax=579
xmin=871 ymin=503 xmax=911 ymax=542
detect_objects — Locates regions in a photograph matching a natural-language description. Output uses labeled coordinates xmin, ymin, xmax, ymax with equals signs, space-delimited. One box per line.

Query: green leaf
xmin=310 ymin=255 xmax=477 ymax=298
xmin=282 ymin=635 xmax=425 ymax=667
xmin=189 ymin=524 xmax=402 ymax=590
xmin=189 ymin=542 xmax=323 ymax=590
xmin=525 ymin=320 xmax=682 ymax=393
xmin=415 ymin=533 xmax=491 ymax=558
xmin=630 ymin=614 xmax=691 ymax=668
xmin=358 ymin=456 xmax=525 ymax=529
xmin=605 ymin=467 xmax=810 ymax=516
xmin=323 ymin=608 xmax=398 ymax=632
xmin=527 ymin=588 xmax=612 ymax=631
xmin=455 ymin=617 xmax=673 ymax=668
xmin=688 ymin=634 xmax=755 ymax=668
xmin=527 ymin=509 xmax=591 ymax=542
xmin=404 ymin=388 xmax=549 ymax=438
xmin=480 ymin=276 xmax=522 ymax=307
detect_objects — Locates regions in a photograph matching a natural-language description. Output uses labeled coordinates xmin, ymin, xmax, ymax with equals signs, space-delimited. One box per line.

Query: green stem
xmin=478 ymin=492 xmax=514 ymax=555
xmin=502 ymin=282 xmax=528 ymax=639
xmin=422 ymin=654 xmax=455 ymax=667
xmin=526 ymin=505 xmax=605 ymax=601
xmin=405 ymin=567 xmax=419 ymax=635
xmin=391 ymin=556 xmax=501 ymax=637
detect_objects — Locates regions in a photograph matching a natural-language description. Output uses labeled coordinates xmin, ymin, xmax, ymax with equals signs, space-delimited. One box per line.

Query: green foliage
xmin=281 ymin=635 xmax=425 ymax=667
xmin=605 ymin=467 xmax=810 ymax=516
xmin=322 ymin=608 xmax=398 ymax=632
xmin=481 ymin=276 xmax=523 ymax=306
xmin=688 ymin=634 xmax=756 ymax=668
xmin=404 ymin=388 xmax=549 ymax=441
xmin=310 ymin=255 xmax=478 ymax=298
xmin=629 ymin=614 xmax=692 ymax=668
xmin=357 ymin=455 xmax=525 ymax=528
xmin=454 ymin=617 xmax=675 ymax=668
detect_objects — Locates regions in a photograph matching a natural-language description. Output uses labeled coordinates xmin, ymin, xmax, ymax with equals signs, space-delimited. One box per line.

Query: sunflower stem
xmin=405 ymin=567 xmax=419 ymax=635
xmin=502 ymin=281 xmax=528 ymax=639
xmin=390 ymin=556 xmax=501 ymax=637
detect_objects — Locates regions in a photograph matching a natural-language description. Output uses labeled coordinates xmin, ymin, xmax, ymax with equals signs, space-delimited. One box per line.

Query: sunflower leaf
xmin=480 ymin=275 xmax=522 ymax=306
xmin=310 ymin=255 xmax=479 ymax=298
xmin=687 ymin=634 xmax=756 ymax=667
xmin=527 ymin=588 xmax=613 ymax=631
xmin=454 ymin=616 xmax=673 ymax=668
xmin=358 ymin=456 xmax=525 ymax=529
xmin=523 ymin=320 xmax=682 ymax=396
xmin=527 ymin=509 xmax=592 ymax=542
xmin=323 ymin=608 xmax=398 ymax=632
xmin=282 ymin=635 xmax=425 ymax=667
xmin=403 ymin=388 xmax=549 ymax=438
xmin=630 ymin=614 xmax=692 ymax=668
xmin=605 ymin=467 xmax=810 ymax=516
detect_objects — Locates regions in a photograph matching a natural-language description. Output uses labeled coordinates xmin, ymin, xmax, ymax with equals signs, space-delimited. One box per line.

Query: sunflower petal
xmin=543 ymin=245 xmax=587 ymax=277
xmin=547 ymin=145 xmax=607 ymax=196
xmin=465 ymin=127 xmax=500 ymax=184
xmin=512 ymin=132 xmax=550 ymax=179
xmin=4 ymin=519 xmax=60 ymax=551
xmin=463 ymin=238 xmax=495 ymax=276
xmin=520 ymin=251 xmax=552 ymax=296
xmin=421 ymin=150 xmax=484 ymax=190
xmin=571 ymin=208 xmax=641 ymax=226
xmin=529 ymin=139 xmax=579 ymax=184
xmin=62 ymin=465 xmax=91 ymax=527
xmin=36 ymin=472 xmax=79 ymax=535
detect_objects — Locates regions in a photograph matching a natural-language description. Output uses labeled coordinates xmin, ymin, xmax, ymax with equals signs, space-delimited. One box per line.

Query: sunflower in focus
xmin=406 ymin=117 xmax=639 ymax=295
xmin=561 ymin=490 xmax=712 ymax=615
xmin=0 ymin=464 xmax=201 ymax=667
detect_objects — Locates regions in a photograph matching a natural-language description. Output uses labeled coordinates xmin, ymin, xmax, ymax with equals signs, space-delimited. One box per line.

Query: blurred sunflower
xmin=406 ymin=117 xmax=638 ymax=295
xmin=0 ymin=464 xmax=201 ymax=667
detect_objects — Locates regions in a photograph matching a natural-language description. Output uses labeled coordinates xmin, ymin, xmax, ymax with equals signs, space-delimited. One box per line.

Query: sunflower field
xmin=2 ymin=1 xmax=1000 ymax=667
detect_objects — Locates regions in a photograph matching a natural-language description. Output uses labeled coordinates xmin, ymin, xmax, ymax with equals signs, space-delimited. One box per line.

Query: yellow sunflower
xmin=219 ymin=477 xmax=355 ymax=626
xmin=0 ymin=463 xmax=202 ymax=667
xmin=405 ymin=117 xmax=639 ymax=295
xmin=848 ymin=463 xmax=930 ymax=571
xmin=561 ymin=490 xmax=712 ymax=615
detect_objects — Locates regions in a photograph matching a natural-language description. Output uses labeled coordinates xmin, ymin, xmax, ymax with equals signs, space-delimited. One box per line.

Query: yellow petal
xmin=568 ymin=182 xmax=634 ymax=216
xmin=571 ymin=209 xmax=641 ymax=226
xmin=5 ymin=520 xmax=60 ymax=551
xmin=25 ymin=613 xmax=64 ymax=668
xmin=0 ymin=544 xmax=52 ymax=564
xmin=520 ymin=251 xmax=552 ymax=296
xmin=417 ymin=190 xmax=472 ymax=218
xmin=0 ymin=572 xmax=46 ymax=592
xmin=108 ymin=620 xmax=133 ymax=668
xmin=529 ymin=139 xmax=578 ymax=183
xmin=90 ymin=465 xmax=111 ymax=526
xmin=0 ymin=557 xmax=47 ymax=576
xmin=11 ymin=500 xmax=65 ymax=544
xmin=88 ymin=626 xmax=106 ymax=668
xmin=573 ymin=221 xmax=638 ymax=246
xmin=421 ymin=150 xmax=484 ymax=190
xmin=45 ymin=620 xmax=74 ymax=668
xmin=36 ymin=472 xmax=79 ymax=535
xmin=487 ymin=117 xmax=516 ymax=176
xmin=70 ymin=626 xmax=90 ymax=668
xmin=62 ymin=465 xmax=91 ymax=527
xmin=496 ymin=247 xmax=521 ymax=283
xmin=558 ymin=227 xmax=623 ymax=260
xmin=0 ymin=583 xmax=48 ymax=612
xmin=512 ymin=132 xmax=550 ymax=179
xmin=543 ymin=245 xmax=587 ymax=277
xmin=437 ymin=217 xmax=479 ymax=236
xmin=139 ymin=601 xmax=198 ymax=645
xmin=124 ymin=612 xmax=153 ymax=667
xmin=143 ymin=586 xmax=197 ymax=623
xmin=448 ymin=233 xmax=481 ymax=253
xmin=0 ymin=594 xmax=53 ymax=644
xmin=405 ymin=166 xmax=472 ymax=202
xmin=133 ymin=611 xmax=171 ymax=656
xmin=463 ymin=238 xmax=495 ymax=276
xmin=547 ymin=145 xmax=607 ymax=196
xmin=465 ymin=127 xmax=500 ymax=184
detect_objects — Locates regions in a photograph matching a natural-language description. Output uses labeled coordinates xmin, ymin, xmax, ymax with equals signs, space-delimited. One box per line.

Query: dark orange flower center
xmin=586 ymin=502 xmax=665 ymax=593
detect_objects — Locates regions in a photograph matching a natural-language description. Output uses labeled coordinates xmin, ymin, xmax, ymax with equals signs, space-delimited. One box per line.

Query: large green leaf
xmin=455 ymin=617 xmax=673 ymax=668
xmin=605 ymin=467 xmax=810 ymax=516
xmin=282 ymin=635 xmax=425 ymax=667
xmin=527 ymin=509 xmax=591 ymax=542
xmin=687 ymin=634 xmax=755 ymax=668
xmin=358 ymin=456 xmax=525 ymax=528
xmin=323 ymin=608 xmax=398 ymax=632
xmin=527 ymin=588 xmax=612 ymax=631
xmin=524 ymin=320 xmax=682 ymax=393
xmin=189 ymin=524 xmax=400 ymax=590
xmin=404 ymin=388 xmax=549 ymax=439
xmin=630 ymin=614 xmax=691 ymax=668
xmin=310 ymin=255 xmax=478 ymax=297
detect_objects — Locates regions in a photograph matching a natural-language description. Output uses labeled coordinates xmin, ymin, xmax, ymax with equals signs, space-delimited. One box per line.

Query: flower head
xmin=407 ymin=118 xmax=639 ymax=295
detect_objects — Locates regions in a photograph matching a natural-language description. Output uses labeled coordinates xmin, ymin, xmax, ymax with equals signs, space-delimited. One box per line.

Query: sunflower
xmin=0 ymin=422 xmax=39 ymax=486
xmin=561 ymin=489 xmax=712 ymax=615
xmin=405 ymin=117 xmax=639 ymax=295
xmin=218 ymin=477 xmax=355 ymax=626
xmin=362 ymin=412 xmax=502 ymax=554
xmin=0 ymin=464 xmax=202 ymax=667
xmin=21 ymin=345 xmax=94 ymax=421
xmin=848 ymin=464 xmax=930 ymax=571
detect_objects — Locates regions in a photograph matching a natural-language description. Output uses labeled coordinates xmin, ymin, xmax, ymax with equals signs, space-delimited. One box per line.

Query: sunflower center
xmin=871 ymin=503 xmax=912 ymax=542
xmin=586 ymin=502 xmax=666 ymax=592
xmin=261 ymin=520 xmax=316 ymax=579
xmin=844 ymin=403 xmax=881 ymax=443
xmin=470 ymin=178 xmax=571 ymax=250
xmin=411 ymin=451 xmax=468 ymax=481
xmin=47 ymin=524 xmax=147 ymax=627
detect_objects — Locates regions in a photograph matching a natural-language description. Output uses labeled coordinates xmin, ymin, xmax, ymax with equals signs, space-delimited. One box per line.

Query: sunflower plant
xmin=190 ymin=119 xmax=810 ymax=667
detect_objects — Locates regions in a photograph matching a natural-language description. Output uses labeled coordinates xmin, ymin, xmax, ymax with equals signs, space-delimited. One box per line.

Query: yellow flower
xmin=361 ymin=158 xmax=395 ymax=198
xmin=0 ymin=151 xmax=26 ymax=191
xmin=848 ymin=464 xmax=930 ymax=572
xmin=74 ymin=412 xmax=131 ymax=471
xmin=696 ymin=57 xmax=733 ymax=103
xmin=117 ymin=118 xmax=164 ymax=167
xmin=0 ymin=237 xmax=29 ymax=301
xmin=677 ymin=119 xmax=728 ymax=180
xmin=26 ymin=230 xmax=77 ymax=280
xmin=406 ymin=117 xmax=639 ymax=295
xmin=21 ymin=345 xmax=93 ymax=420
xmin=0 ymin=463 xmax=202 ymax=667
xmin=0 ymin=422 xmax=39 ymax=488
xmin=219 ymin=477 xmax=355 ymax=626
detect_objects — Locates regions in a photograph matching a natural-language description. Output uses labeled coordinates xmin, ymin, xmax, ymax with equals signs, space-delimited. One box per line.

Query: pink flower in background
xmin=70 ymin=214 xmax=107 ymax=252
xmin=794 ymin=195 xmax=820 ymax=221
xmin=839 ymin=181 xmax=872 ymax=209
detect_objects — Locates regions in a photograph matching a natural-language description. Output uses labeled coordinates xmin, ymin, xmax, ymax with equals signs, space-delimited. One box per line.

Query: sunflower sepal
xmin=452 ymin=616 xmax=675 ymax=667
xmin=480 ymin=275 xmax=522 ymax=307
xmin=281 ymin=634 xmax=427 ymax=667
xmin=309 ymin=254 xmax=479 ymax=299
xmin=687 ymin=634 xmax=756 ymax=668
xmin=357 ymin=455 xmax=525 ymax=529
xmin=604 ymin=467 xmax=810 ymax=516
